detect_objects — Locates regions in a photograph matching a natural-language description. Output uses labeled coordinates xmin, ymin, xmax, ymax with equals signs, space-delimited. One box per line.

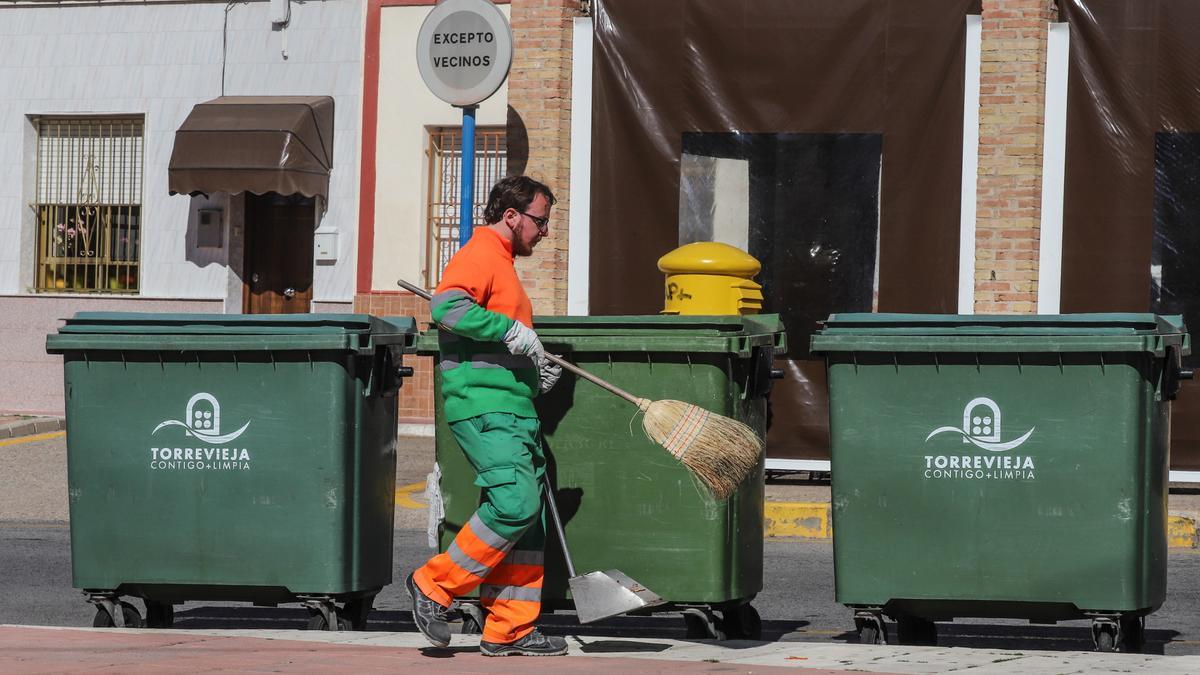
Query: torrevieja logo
xmin=149 ymin=393 xmax=251 ymax=471
xmin=923 ymin=397 xmax=1036 ymax=481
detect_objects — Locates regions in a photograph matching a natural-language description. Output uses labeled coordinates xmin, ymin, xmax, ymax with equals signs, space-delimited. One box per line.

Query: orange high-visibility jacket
xmin=431 ymin=227 xmax=539 ymax=422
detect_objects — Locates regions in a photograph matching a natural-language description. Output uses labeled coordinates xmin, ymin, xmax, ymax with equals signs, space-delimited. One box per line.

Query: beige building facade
xmin=356 ymin=1 xmax=1069 ymax=426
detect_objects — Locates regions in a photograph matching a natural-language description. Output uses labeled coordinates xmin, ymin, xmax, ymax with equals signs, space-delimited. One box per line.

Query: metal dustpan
xmin=543 ymin=481 xmax=666 ymax=624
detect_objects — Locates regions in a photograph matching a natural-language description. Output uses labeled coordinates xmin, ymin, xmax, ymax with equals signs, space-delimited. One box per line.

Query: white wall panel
xmin=568 ymin=16 xmax=593 ymax=315
xmin=1038 ymin=23 xmax=1070 ymax=315
xmin=0 ymin=0 xmax=365 ymax=302
xmin=959 ymin=14 xmax=982 ymax=314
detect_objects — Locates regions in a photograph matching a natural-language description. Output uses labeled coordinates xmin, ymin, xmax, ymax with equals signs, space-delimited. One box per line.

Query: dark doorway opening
xmin=242 ymin=193 xmax=315 ymax=314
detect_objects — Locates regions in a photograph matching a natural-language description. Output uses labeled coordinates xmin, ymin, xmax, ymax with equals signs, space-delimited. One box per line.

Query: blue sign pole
xmin=459 ymin=105 xmax=478 ymax=248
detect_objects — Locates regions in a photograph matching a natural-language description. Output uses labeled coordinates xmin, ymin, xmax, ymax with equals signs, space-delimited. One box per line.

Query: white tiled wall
xmin=0 ymin=0 xmax=365 ymax=302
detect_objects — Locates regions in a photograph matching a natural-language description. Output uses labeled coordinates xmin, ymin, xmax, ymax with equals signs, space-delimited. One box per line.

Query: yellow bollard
xmin=657 ymin=242 xmax=763 ymax=315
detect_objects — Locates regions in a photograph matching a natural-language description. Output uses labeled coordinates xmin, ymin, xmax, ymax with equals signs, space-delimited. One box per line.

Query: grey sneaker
xmin=405 ymin=573 xmax=451 ymax=648
xmin=480 ymin=629 xmax=568 ymax=657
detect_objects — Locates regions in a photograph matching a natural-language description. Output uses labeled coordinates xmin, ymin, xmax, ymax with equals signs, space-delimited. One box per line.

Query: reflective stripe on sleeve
xmin=439 ymin=353 xmax=536 ymax=371
xmin=431 ymin=289 xmax=470 ymax=307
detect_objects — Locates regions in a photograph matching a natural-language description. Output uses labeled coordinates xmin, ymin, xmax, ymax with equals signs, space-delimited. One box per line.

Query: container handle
xmin=366 ymin=347 xmax=411 ymax=397
xmin=1163 ymin=346 xmax=1192 ymax=401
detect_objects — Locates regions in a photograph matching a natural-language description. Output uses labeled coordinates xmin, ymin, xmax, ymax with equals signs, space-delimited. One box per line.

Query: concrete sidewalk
xmin=4 ymin=625 xmax=1200 ymax=673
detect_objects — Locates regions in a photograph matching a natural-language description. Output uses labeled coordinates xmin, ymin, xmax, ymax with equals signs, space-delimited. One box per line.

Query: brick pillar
xmin=507 ymin=0 xmax=578 ymax=316
xmin=974 ymin=0 xmax=1058 ymax=313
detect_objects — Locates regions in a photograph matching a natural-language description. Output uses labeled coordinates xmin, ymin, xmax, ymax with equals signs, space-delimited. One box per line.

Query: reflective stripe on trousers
xmin=478 ymin=554 xmax=544 ymax=644
xmin=414 ymin=514 xmax=513 ymax=605
xmin=413 ymin=412 xmax=547 ymax=644
xmin=413 ymin=522 xmax=545 ymax=644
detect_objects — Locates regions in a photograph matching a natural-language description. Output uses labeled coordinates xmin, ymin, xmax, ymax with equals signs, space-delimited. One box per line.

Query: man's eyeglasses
xmin=521 ymin=211 xmax=550 ymax=232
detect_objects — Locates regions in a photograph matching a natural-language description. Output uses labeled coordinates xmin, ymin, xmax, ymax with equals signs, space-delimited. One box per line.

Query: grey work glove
xmin=503 ymin=320 xmax=545 ymax=367
xmin=539 ymin=358 xmax=563 ymax=394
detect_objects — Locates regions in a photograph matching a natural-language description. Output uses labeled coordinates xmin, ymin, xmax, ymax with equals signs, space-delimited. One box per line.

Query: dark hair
xmin=483 ymin=175 xmax=557 ymax=224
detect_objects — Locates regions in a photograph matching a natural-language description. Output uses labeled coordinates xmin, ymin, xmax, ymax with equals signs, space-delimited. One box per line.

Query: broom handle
xmin=543 ymin=355 xmax=642 ymax=405
xmin=541 ymin=478 xmax=578 ymax=578
xmin=398 ymin=279 xmax=644 ymax=406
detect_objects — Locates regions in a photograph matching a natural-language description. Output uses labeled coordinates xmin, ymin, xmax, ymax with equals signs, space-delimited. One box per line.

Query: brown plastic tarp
xmin=1058 ymin=0 xmax=1200 ymax=469
xmin=590 ymin=0 xmax=979 ymax=460
xmin=168 ymin=96 xmax=334 ymax=199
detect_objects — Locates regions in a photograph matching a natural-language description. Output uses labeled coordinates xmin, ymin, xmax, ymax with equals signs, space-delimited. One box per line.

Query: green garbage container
xmin=419 ymin=315 xmax=786 ymax=640
xmin=811 ymin=313 xmax=1191 ymax=652
xmin=45 ymin=312 xmax=416 ymax=631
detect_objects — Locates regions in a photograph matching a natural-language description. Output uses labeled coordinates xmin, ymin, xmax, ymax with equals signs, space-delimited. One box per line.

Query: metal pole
xmin=459 ymin=105 xmax=478 ymax=248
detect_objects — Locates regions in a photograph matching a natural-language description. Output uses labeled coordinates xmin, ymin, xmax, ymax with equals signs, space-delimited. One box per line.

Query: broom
xmin=398 ymin=279 xmax=764 ymax=500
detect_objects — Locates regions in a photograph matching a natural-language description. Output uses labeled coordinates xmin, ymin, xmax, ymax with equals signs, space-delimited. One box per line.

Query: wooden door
xmin=243 ymin=193 xmax=314 ymax=314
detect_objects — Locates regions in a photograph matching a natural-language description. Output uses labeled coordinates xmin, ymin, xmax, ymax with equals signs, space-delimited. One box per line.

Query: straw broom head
xmin=637 ymin=398 xmax=764 ymax=500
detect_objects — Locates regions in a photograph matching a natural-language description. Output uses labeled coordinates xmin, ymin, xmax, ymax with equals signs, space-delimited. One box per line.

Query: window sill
xmin=0 ymin=293 xmax=224 ymax=301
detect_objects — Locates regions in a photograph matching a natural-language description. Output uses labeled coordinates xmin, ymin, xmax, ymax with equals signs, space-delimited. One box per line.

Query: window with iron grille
xmin=425 ymin=126 xmax=507 ymax=288
xmin=34 ymin=116 xmax=144 ymax=293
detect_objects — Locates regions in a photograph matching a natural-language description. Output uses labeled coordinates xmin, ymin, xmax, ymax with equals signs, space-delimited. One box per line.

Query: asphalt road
xmin=5 ymin=522 xmax=1200 ymax=655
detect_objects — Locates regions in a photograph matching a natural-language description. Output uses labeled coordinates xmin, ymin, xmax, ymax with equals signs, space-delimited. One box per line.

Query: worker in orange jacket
xmin=407 ymin=175 xmax=567 ymax=657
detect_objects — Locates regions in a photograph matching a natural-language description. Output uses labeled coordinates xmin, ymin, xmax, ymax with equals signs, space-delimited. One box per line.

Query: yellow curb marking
xmin=764 ymin=502 xmax=831 ymax=539
xmin=4 ymin=428 xmax=1196 ymax=550
xmin=0 ymin=431 xmax=65 ymax=447
xmin=763 ymin=502 xmax=1200 ymax=550
xmin=395 ymin=481 xmax=427 ymax=509
xmin=1168 ymin=515 xmax=1197 ymax=549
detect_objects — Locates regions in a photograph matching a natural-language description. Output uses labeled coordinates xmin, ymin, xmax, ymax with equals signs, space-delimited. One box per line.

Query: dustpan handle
xmin=541 ymin=479 xmax=577 ymax=579
xmin=397 ymin=279 xmax=644 ymax=406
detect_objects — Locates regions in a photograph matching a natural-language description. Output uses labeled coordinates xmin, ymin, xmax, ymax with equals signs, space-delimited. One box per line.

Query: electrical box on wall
xmin=197 ymin=208 xmax=224 ymax=248
xmin=270 ymin=0 xmax=290 ymax=25
xmin=314 ymin=230 xmax=338 ymax=262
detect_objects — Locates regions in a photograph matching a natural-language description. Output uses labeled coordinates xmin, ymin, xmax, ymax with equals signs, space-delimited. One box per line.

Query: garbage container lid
xmin=57 ymin=312 xmax=410 ymax=334
xmin=811 ymin=313 xmax=1189 ymax=355
xmin=418 ymin=314 xmax=787 ymax=357
xmin=47 ymin=312 xmax=416 ymax=353
xmin=818 ymin=312 xmax=1183 ymax=334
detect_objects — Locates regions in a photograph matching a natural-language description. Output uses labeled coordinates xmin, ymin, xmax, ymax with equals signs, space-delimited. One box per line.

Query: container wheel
xmin=719 ymin=604 xmax=762 ymax=640
xmin=682 ymin=608 xmax=727 ymax=640
xmin=855 ymin=613 xmax=886 ymax=645
xmin=144 ymin=601 xmax=174 ymax=629
xmin=342 ymin=597 xmax=373 ymax=631
xmin=306 ymin=611 xmax=353 ymax=631
xmin=1119 ymin=616 xmax=1146 ymax=653
xmin=896 ymin=617 xmax=936 ymax=646
xmin=459 ymin=603 xmax=485 ymax=635
xmin=1092 ymin=620 xmax=1118 ymax=652
xmin=93 ymin=601 xmax=144 ymax=628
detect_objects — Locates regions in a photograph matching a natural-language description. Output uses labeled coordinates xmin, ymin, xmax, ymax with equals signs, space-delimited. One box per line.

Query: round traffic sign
xmin=416 ymin=0 xmax=513 ymax=107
